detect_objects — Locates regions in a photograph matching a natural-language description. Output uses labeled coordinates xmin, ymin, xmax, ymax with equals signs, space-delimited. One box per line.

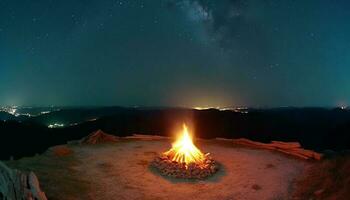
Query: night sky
xmin=0 ymin=0 xmax=349 ymax=107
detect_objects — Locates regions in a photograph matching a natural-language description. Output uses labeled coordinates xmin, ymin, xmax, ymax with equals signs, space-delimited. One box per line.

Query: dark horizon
xmin=2 ymin=104 xmax=350 ymax=161
xmin=0 ymin=104 xmax=348 ymax=109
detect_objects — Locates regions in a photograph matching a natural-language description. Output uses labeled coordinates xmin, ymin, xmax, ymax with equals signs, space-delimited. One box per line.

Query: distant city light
xmin=48 ymin=123 xmax=65 ymax=128
xmin=70 ymin=122 xmax=79 ymax=126
xmin=0 ymin=106 xmax=58 ymax=117
xmin=9 ymin=108 xmax=16 ymax=115
xmin=0 ymin=106 xmax=19 ymax=116
xmin=193 ymin=106 xmax=249 ymax=113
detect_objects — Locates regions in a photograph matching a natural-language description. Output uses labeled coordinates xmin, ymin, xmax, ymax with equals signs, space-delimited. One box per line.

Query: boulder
xmin=0 ymin=161 xmax=47 ymax=200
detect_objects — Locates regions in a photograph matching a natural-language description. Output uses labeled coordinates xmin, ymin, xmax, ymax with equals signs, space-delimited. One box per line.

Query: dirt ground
xmin=66 ymin=137 xmax=310 ymax=200
xmin=4 ymin=136 xmax=312 ymax=200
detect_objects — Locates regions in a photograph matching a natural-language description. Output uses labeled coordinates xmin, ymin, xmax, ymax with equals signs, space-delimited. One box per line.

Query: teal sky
xmin=0 ymin=0 xmax=349 ymax=107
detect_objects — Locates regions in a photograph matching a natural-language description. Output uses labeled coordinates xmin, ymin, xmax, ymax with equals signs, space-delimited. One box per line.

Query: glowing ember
xmin=151 ymin=124 xmax=218 ymax=179
xmin=164 ymin=124 xmax=205 ymax=165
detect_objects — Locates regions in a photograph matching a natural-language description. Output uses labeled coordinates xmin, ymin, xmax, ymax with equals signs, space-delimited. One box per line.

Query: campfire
xmin=152 ymin=124 xmax=218 ymax=179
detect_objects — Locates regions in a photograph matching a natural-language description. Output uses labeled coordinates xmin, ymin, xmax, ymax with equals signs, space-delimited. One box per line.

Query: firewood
xmin=151 ymin=153 xmax=219 ymax=179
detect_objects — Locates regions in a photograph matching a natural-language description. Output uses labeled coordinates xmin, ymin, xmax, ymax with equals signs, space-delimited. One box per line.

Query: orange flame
xmin=164 ymin=124 xmax=205 ymax=165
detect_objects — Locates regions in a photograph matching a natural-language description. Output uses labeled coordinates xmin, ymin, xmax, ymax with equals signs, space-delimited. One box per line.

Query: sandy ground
xmin=70 ymin=138 xmax=310 ymax=200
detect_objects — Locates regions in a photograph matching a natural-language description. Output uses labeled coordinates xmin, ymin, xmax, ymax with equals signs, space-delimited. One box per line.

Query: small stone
xmin=314 ymin=189 xmax=324 ymax=196
xmin=252 ymin=184 xmax=262 ymax=190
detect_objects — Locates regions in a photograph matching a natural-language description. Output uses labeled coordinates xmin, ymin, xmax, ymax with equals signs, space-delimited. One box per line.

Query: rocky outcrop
xmin=0 ymin=161 xmax=47 ymax=200
xmin=80 ymin=129 xmax=119 ymax=144
xmin=232 ymin=138 xmax=322 ymax=160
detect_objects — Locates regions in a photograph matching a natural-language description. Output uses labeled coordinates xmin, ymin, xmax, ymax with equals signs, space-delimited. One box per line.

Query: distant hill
xmin=1 ymin=107 xmax=350 ymax=160
xmin=0 ymin=111 xmax=15 ymax=121
xmin=27 ymin=106 xmax=131 ymax=126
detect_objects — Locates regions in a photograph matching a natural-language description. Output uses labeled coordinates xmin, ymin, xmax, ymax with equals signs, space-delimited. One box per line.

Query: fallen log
xmin=215 ymin=138 xmax=233 ymax=142
xmin=276 ymin=149 xmax=310 ymax=160
xmin=270 ymin=141 xmax=301 ymax=149
xmin=232 ymin=138 xmax=277 ymax=150
xmin=125 ymin=134 xmax=169 ymax=140
xmin=232 ymin=138 xmax=322 ymax=160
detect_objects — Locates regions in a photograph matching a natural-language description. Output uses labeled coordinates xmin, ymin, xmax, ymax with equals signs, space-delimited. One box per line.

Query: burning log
xmin=151 ymin=124 xmax=219 ymax=179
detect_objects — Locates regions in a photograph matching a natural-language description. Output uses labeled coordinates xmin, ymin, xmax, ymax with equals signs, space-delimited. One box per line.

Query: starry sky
xmin=0 ymin=0 xmax=349 ymax=107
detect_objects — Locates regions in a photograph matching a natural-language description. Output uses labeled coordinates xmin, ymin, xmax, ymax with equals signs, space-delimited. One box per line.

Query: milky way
xmin=0 ymin=0 xmax=349 ymax=107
